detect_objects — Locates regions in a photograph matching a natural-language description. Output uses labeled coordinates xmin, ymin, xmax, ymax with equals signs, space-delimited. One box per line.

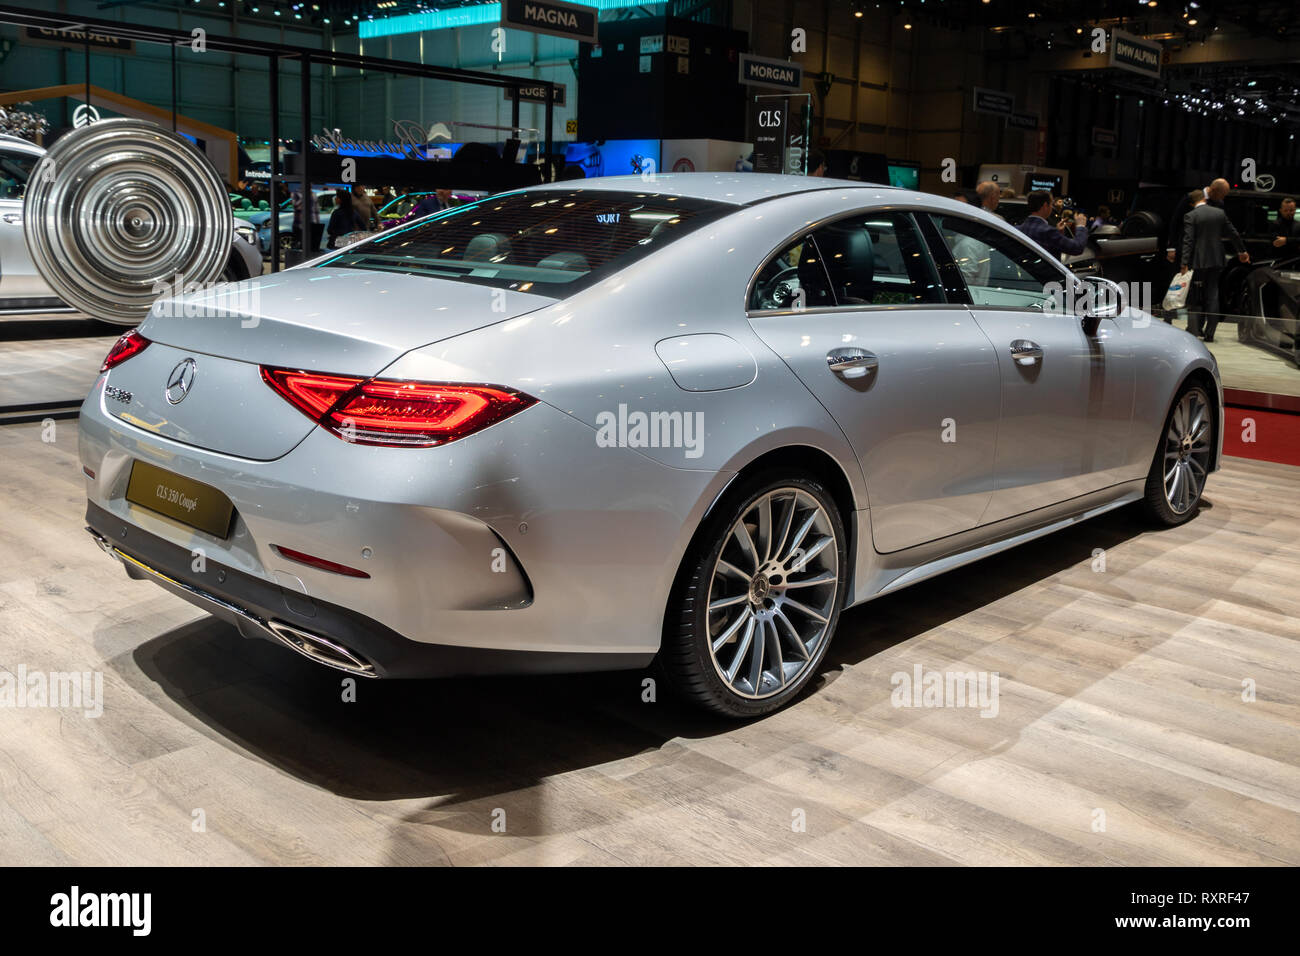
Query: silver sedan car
xmin=79 ymin=173 xmax=1222 ymax=717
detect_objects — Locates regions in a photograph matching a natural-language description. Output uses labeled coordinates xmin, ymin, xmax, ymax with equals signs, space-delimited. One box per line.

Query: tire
xmin=659 ymin=471 xmax=849 ymax=718
xmin=1141 ymin=381 xmax=1215 ymax=526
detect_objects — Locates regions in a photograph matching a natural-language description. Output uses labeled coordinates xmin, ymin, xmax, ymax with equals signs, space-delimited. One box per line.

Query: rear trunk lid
xmin=105 ymin=267 xmax=552 ymax=460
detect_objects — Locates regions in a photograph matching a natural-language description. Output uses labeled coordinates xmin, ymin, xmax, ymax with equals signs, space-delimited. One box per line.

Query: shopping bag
xmin=1162 ymin=270 xmax=1193 ymax=311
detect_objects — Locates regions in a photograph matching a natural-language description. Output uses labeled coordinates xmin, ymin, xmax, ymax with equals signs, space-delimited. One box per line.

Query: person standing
xmin=326 ymin=188 xmax=366 ymax=249
xmin=1166 ymin=187 xmax=1206 ymax=266
xmin=1180 ymin=179 xmax=1250 ymax=343
xmin=1017 ymin=190 xmax=1090 ymax=256
xmin=1272 ymin=196 xmax=1299 ymax=254
xmin=410 ymin=187 xmax=463 ymax=220
xmin=975 ymin=181 xmax=1001 ymax=217
xmin=351 ymin=186 xmax=378 ymax=230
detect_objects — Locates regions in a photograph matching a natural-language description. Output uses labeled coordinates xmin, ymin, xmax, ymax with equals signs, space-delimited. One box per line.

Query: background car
xmin=254 ymin=190 xmax=336 ymax=254
xmin=78 ymin=174 xmax=1222 ymax=717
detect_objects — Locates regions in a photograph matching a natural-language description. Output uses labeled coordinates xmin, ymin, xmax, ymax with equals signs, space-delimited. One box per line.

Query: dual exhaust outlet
xmin=87 ymin=527 xmax=377 ymax=678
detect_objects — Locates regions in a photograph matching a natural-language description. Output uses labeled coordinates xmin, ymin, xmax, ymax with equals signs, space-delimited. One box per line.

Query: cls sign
xmin=757 ymin=109 xmax=783 ymax=128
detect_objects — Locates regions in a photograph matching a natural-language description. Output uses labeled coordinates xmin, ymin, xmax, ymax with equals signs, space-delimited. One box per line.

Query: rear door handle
xmin=1009 ymin=339 xmax=1043 ymax=366
xmin=1 ymin=213 xmax=21 ymax=224
xmin=826 ymin=347 xmax=879 ymax=379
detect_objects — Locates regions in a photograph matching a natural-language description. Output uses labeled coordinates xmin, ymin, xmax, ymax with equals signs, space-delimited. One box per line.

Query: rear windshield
xmin=317 ymin=188 xmax=730 ymax=297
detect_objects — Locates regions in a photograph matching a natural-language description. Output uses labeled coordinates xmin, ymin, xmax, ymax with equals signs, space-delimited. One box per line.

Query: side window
xmin=748 ymin=234 xmax=835 ymax=311
xmin=808 ymin=212 xmax=943 ymax=306
xmin=749 ymin=211 xmax=943 ymax=312
xmin=930 ymin=214 xmax=1067 ymax=311
xmin=0 ymin=150 xmax=35 ymax=201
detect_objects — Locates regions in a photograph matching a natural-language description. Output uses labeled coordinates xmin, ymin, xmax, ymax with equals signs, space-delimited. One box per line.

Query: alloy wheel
xmin=1163 ymin=386 xmax=1212 ymax=515
xmin=704 ymin=487 xmax=840 ymax=700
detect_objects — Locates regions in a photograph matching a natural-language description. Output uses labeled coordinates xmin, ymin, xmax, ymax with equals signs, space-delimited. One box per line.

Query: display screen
xmin=563 ymin=139 xmax=662 ymax=179
xmin=1027 ymin=173 xmax=1064 ymax=194
xmin=887 ymin=163 xmax=920 ymax=190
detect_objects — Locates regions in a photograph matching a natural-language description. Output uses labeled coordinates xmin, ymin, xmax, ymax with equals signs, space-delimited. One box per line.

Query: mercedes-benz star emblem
xmin=165 ymin=358 xmax=197 ymax=405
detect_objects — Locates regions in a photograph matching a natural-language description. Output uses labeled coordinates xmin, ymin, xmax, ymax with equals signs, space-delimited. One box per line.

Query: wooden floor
xmin=1 ymin=418 xmax=1297 ymax=865
xmin=0 ymin=313 xmax=120 ymax=409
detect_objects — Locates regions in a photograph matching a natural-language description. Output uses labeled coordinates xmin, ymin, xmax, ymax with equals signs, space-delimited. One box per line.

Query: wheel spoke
xmin=732 ymin=520 xmax=760 ymax=571
xmin=716 ymin=558 xmax=750 ymax=579
xmin=785 ymin=510 xmax=818 ymax=562
xmin=756 ymin=495 xmax=773 ymax=564
xmin=712 ymin=609 xmax=751 ymax=652
xmin=771 ymin=494 xmax=795 ymax=565
xmin=709 ymin=592 xmax=749 ymax=613
xmin=766 ymin=620 xmax=785 ymax=688
xmin=746 ymin=617 xmax=766 ymax=692
xmin=773 ymin=610 xmax=810 ymax=660
xmin=724 ymin=617 xmax=756 ymax=683
xmin=1167 ymin=464 xmax=1183 ymax=507
xmin=783 ymin=596 xmax=829 ymax=624
xmin=795 ymin=534 xmax=833 ymax=568
xmin=781 ymin=570 xmax=837 ymax=589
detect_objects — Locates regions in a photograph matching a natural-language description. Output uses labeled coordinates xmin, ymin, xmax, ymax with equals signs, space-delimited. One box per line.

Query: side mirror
xmin=1079 ymin=276 xmax=1123 ymax=336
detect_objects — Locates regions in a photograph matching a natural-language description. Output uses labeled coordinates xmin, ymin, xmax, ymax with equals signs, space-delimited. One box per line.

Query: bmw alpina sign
xmin=502 ymin=0 xmax=597 ymax=43
xmin=739 ymin=53 xmax=803 ymax=91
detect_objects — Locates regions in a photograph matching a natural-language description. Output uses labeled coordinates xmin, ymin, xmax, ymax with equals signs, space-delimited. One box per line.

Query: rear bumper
xmin=78 ymin=377 xmax=731 ymax=670
xmin=86 ymin=501 xmax=653 ymax=678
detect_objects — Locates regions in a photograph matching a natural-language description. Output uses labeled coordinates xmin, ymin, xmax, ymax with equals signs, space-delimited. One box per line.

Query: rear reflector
xmin=100 ymin=330 xmax=150 ymax=373
xmin=261 ymin=367 xmax=536 ymax=448
xmin=271 ymin=544 xmax=371 ymax=579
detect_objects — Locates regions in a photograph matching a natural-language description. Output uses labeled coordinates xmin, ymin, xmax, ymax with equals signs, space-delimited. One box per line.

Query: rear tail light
xmin=260 ymin=367 xmax=536 ymax=447
xmin=100 ymin=330 xmax=151 ymax=372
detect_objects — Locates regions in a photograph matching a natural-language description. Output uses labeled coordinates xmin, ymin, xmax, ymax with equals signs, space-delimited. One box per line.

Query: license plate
xmin=125 ymin=460 xmax=235 ymax=539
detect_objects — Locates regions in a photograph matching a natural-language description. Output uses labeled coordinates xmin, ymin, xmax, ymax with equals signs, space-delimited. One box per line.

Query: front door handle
xmin=826 ymin=347 xmax=879 ymax=379
xmin=1009 ymin=339 xmax=1043 ymax=366
xmin=1 ymin=213 xmax=21 ymax=225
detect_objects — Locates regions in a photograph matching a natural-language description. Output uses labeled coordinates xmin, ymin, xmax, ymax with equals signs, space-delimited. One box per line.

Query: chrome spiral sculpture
xmin=24 ymin=118 xmax=231 ymax=325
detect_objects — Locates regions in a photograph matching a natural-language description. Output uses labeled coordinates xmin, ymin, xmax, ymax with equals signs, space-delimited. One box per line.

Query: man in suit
xmin=1180 ymin=179 xmax=1250 ymax=342
xmin=410 ymin=188 xmax=463 ymax=220
xmin=1017 ymin=190 xmax=1090 ymax=257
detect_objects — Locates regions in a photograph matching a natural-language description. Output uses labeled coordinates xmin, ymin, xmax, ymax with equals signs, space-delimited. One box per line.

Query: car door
xmin=747 ymin=209 xmax=1001 ymax=554
xmin=924 ymin=212 xmax=1135 ymax=523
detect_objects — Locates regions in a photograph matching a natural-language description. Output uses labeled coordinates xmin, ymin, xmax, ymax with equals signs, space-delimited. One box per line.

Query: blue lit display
xmin=359 ymin=1 xmax=653 ymax=39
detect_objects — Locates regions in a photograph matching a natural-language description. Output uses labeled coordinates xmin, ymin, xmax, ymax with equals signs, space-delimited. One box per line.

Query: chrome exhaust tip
xmin=264 ymin=620 xmax=378 ymax=678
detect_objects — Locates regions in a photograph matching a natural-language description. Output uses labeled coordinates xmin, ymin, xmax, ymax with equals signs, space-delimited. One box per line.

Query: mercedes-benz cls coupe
xmin=79 ymin=173 xmax=1222 ymax=717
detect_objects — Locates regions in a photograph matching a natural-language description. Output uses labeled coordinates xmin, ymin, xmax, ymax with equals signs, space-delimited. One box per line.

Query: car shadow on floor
xmin=126 ymin=499 xmax=1210 ymax=829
